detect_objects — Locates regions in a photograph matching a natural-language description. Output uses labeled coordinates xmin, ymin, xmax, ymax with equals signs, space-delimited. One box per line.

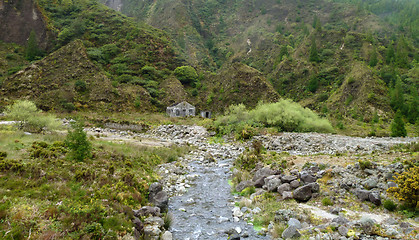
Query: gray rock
xmin=387 ymin=181 xmax=397 ymax=188
xmin=288 ymin=218 xmax=302 ymax=229
xmin=332 ymin=216 xmax=349 ymax=225
xmin=301 ymin=172 xmax=317 ymax=184
xmin=264 ymin=175 xmax=279 ymax=186
xmin=307 ymin=182 xmax=320 ymax=193
xmin=290 ymin=180 xmax=300 ymax=189
xmin=275 ymin=209 xmax=296 ymax=222
xmin=229 ymin=233 xmax=240 ymax=240
xmin=355 ymin=189 xmax=371 ymax=201
xmin=330 ymin=207 xmax=342 ymax=215
xmin=144 ymin=216 xmax=164 ymax=227
xmin=267 ymin=178 xmax=282 ymax=192
xmin=149 ymin=182 xmax=163 ymax=201
xmin=359 ymin=217 xmax=376 ymax=234
xmin=253 ymin=167 xmax=276 ymax=182
xmin=282 ymin=191 xmax=293 ymax=200
xmin=368 ymin=191 xmax=381 ymax=206
xmin=400 ymin=222 xmax=412 ymax=228
xmin=338 ymin=226 xmax=348 ymax=236
xmin=293 ymin=185 xmax=312 ymax=202
xmin=236 ymin=180 xmax=253 ymax=192
xmin=133 ymin=206 xmax=161 ymax=218
xmin=161 ymin=231 xmax=173 ymax=240
xmin=363 ymin=177 xmax=378 ymax=190
xmin=277 ymin=183 xmax=292 ymax=194
xmin=133 ymin=217 xmax=143 ymax=232
xmin=150 ymin=191 xmax=169 ymax=211
xmin=253 ymin=177 xmax=266 ymax=188
xmin=143 ymin=224 xmax=161 ymax=240
xmin=282 ymin=225 xmax=301 ymax=239
xmin=282 ymin=175 xmax=298 ymax=183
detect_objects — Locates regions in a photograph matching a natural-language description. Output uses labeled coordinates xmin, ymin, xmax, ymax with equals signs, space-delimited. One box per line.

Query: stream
xmin=168 ymin=151 xmax=268 ymax=239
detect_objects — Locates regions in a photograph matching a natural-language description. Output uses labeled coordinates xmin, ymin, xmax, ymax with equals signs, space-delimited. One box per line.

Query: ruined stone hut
xmin=166 ymin=101 xmax=196 ymax=117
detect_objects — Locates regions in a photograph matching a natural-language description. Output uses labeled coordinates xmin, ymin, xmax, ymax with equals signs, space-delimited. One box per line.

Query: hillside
xmin=109 ymin=0 xmax=418 ymax=124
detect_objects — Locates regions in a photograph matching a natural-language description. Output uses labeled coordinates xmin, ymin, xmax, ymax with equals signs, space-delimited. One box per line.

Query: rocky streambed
xmin=86 ymin=125 xmax=418 ymax=240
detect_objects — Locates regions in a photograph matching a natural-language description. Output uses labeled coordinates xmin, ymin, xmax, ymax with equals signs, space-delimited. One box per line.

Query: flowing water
xmin=168 ymin=156 xmax=268 ymax=239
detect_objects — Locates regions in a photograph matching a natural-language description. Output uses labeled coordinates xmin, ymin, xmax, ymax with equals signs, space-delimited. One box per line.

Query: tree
xmin=385 ymin=43 xmax=395 ymax=64
xmin=4 ymin=100 xmax=60 ymax=133
xmin=309 ymin=36 xmax=319 ymax=62
xmin=65 ymin=120 xmax=92 ymax=161
xmin=390 ymin=78 xmax=405 ymax=112
xmin=390 ymin=111 xmax=407 ymax=137
xmin=25 ymin=30 xmax=40 ymax=61
xmin=369 ymin=47 xmax=378 ymax=67
xmin=407 ymin=87 xmax=418 ymax=124
xmin=174 ymin=66 xmax=198 ymax=85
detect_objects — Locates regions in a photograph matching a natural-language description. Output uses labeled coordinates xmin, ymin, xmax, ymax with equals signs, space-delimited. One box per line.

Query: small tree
xmin=309 ymin=36 xmax=319 ymax=63
xmin=65 ymin=120 xmax=92 ymax=161
xmin=25 ymin=30 xmax=40 ymax=61
xmin=4 ymin=100 xmax=60 ymax=132
xmin=390 ymin=111 xmax=407 ymax=137
xmin=174 ymin=66 xmax=198 ymax=85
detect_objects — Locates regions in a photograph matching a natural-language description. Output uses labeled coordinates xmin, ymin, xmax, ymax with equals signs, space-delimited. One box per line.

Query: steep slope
xmin=0 ymin=0 xmax=52 ymax=50
xmin=0 ymin=40 xmax=153 ymax=112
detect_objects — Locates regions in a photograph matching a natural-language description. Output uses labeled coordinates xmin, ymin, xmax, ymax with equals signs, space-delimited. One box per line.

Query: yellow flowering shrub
xmin=387 ymin=166 xmax=419 ymax=208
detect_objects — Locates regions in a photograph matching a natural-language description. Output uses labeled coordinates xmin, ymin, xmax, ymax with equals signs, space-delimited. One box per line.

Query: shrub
xmin=383 ymin=199 xmax=397 ymax=211
xmin=174 ymin=66 xmax=198 ymax=85
xmin=390 ymin=111 xmax=407 ymax=137
xmin=387 ymin=166 xmax=419 ymax=208
xmin=65 ymin=120 xmax=92 ymax=161
xmin=359 ymin=160 xmax=372 ymax=170
xmin=4 ymin=100 xmax=61 ymax=132
xmin=75 ymin=80 xmax=88 ymax=92
xmin=322 ymin=197 xmax=333 ymax=206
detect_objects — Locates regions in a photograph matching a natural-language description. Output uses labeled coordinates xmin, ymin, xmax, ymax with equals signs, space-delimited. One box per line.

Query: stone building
xmin=166 ymin=101 xmax=196 ymax=117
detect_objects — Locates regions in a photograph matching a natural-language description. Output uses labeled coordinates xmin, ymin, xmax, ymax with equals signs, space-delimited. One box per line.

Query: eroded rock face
xmin=0 ymin=0 xmax=51 ymax=50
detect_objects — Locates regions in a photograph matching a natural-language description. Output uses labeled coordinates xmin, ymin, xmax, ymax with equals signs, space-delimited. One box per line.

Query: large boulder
xmin=252 ymin=167 xmax=276 ymax=181
xmin=253 ymin=177 xmax=266 ymax=188
xmin=150 ymin=191 xmax=169 ymax=212
xmin=266 ymin=178 xmax=282 ymax=192
xmin=300 ymin=172 xmax=317 ymax=184
xmin=236 ymin=180 xmax=253 ymax=192
xmin=149 ymin=182 xmax=163 ymax=201
xmin=277 ymin=183 xmax=291 ymax=195
xmin=368 ymin=191 xmax=381 ymax=206
xmin=133 ymin=206 xmax=161 ymax=218
xmin=293 ymin=185 xmax=312 ymax=202
xmin=281 ymin=175 xmax=298 ymax=183
xmin=355 ymin=189 xmax=371 ymax=201
xmin=282 ymin=225 xmax=301 ymax=239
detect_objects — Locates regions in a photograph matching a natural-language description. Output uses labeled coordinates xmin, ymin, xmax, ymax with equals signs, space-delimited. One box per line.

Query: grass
xmin=0 ymin=129 xmax=190 ymax=239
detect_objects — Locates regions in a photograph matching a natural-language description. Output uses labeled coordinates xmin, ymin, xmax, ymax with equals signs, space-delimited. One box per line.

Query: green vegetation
xmin=215 ymin=100 xmax=333 ymax=139
xmin=388 ymin=166 xmax=419 ymax=209
xmin=65 ymin=120 xmax=92 ymax=162
xmin=174 ymin=66 xmax=198 ymax=85
xmin=0 ymin=125 xmax=190 ymax=239
xmin=390 ymin=111 xmax=407 ymax=137
xmin=321 ymin=197 xmax=334 ymax=206
xmin=24 ymin=30 xmax=42 ymax=61
xmin=383 ymin=199 xmax=397 ymax=212
xmin=4 ymin=100 xmax=60 ymax=133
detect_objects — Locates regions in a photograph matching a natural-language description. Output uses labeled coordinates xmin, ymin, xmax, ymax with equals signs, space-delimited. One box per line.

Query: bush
xmin=75 ymin=80 xmax=88 ymax=92
xmin=65 ymin=120 xmax=92 ymax=161
xmin=383 ymin=199 xmax=397 ymax=211
xmin=322 ymin=197 xmax=333 ymax=206
xmin=174 ymin=66 xmax=198 ymax=85
xmin=4 ymin=100 xmax=61 ymax=132
xmin=390 ymin=111 xmax=407 ymax=137
xmin=359 ymin=160 xmax=372 ymax=170
xmin=387 ymin=166 xmax=419 ymax=208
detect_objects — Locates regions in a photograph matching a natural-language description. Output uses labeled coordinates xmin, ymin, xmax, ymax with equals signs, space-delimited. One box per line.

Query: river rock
xmin=282 ymin=175 xmax=298 ymax=183
xmin=133 ymin=206 xmax=161 ymax=218
xmin=133 ymin=217 xmax=143 ymax=232
xmin=338 ymin=226 xmax=348 ymax=236
xmin=150 ymin=191 xmax=169 ymax=211
xmin=161 ymin=231 xmax=173 ymax=240
xmin=253 ymin=167 xmax=276 ymax=181
xmin=301 ymin=172 xmax=317 ymax=184
xmin=293 ymin=185 xmax=312 ymax=202
xmin=277 ymin=183 xmax=291 ymax=194
xmin=368 ymin=191 xmax=381 ymax=206
xmin=290 ymin=180 xmax=300 ymax=189
xmin=355 ymin=189 xmax=371 ymax=201
xmin=282 ymin=225 xmax=301 ymax=239
xmin=288 ymin=218 xmax=302 ymax=229
xmin=236 ymin=180 xmax=253 ymax=192
xmin=149 ymin=182 xmax=163 ymax=201
xmin=267 ymin=178 xmax=282 ymax=192
xmin=253 ymin=177 xmax=266 ymax=188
